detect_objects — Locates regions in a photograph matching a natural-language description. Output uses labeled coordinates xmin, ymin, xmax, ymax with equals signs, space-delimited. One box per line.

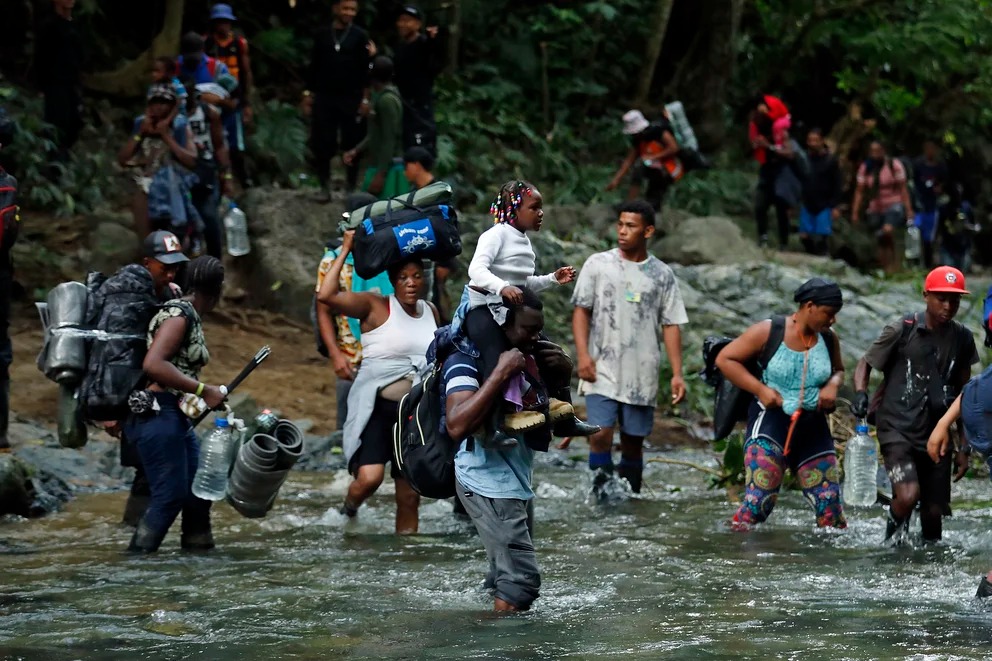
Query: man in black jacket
xmin=393 ymin=5 xmax=444 ymax=154
xmin=798 ymin=128 xmax=843 ymax=256
xmin=305 ymin=0 xmax=374 ymax=202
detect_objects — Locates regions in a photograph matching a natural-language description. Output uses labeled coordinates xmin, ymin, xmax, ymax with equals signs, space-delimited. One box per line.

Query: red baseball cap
xmin=924 ymin=266 xmax=970 ymax=294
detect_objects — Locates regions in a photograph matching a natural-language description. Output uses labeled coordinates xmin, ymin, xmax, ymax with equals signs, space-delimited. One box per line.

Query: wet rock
xmin=657 ymin=216 xmax=762 ymax=265
xmin=0 ymin=453 xmax=72 ymax=518
xmin=234 ymin=188 xmax=344 ymax=323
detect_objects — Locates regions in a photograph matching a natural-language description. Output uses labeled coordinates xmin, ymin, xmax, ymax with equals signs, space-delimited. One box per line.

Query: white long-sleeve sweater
xmin=467 ymin=223 xmax=558 ymax=308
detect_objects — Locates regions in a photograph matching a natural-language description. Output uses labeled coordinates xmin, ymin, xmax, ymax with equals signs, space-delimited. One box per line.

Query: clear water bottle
xmin=223 ymin=201 xmax=251 ymax=257
xmin=905 ymin=225 xmax=921 ymax=261
xmin=192 ymin=417 xmax=237 ymax=501
xmin=843 ymin=422 xmax=878 ymax=507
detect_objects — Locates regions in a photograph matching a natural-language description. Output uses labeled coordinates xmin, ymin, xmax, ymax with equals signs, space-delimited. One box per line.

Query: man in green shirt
xmin=344 ymin=56 xmax=408 ymax=200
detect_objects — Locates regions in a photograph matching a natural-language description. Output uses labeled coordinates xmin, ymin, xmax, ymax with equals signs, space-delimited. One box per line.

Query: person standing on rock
xmin=912 ymin=139 xmax=950 ymax=269
xmin=605 ymin=110 xmax=681 ymax=211
xmin=852 ymin=266 xmax=977 ymax=545
xmin=716 ymin=279 xmax=847 ymax=530
xmin=393 ymin=4 xmax=443 ymax=153
xmin=0 ymin=112 xmax=19 ymax=451
xmin=798 ymin=128 xmax=843 ymax=256
xmin=204 ymin=3 xmax=255 ymax=188
xmin=125 ymin=256 xmax=228 ymax=553
xmin=313 ymin=192 xmax=393 ymax=432
xmin=567 ymin=200 xmax=688 ymax=495
xmin=749 ymin=95 xmax=794 ymax=249
xmin=318 ymin=230 xmax=439 ymax=534
xmin=343 ymin=56 xmax=408 ymax=200
xmin=35 ymin=0 xmax=84 ymax=162
xmin=851 ymin=140 xmax=914 ymax=274
xmin=306 ymin=0 xmax=375 ymax=202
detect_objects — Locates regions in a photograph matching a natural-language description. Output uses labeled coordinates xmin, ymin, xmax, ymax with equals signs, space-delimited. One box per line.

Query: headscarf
xmin=794 ymin=278 xmax=843 ymax=309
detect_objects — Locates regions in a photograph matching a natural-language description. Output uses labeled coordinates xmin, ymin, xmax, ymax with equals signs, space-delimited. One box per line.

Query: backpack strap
xmin=758 ymin=315 xmax=787 ymax=371
xmin=206 ymin=57 xmax=217 ymax=79
xmin=820 ymin=327 xmax=843 ymax=375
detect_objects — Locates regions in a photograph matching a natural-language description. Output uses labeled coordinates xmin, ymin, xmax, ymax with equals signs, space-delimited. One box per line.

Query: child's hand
xmin=555 ymin=266 xmax=576 ymax=284
xmin=500 ymin=286 xmax=524 ymax=305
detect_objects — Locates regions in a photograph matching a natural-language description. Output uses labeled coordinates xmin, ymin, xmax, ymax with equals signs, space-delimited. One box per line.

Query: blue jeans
xmin=124 ymin=393 xmax=212 ymax=544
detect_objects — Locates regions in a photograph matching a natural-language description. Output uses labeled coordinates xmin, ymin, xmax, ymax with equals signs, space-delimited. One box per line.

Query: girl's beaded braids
xmin=490 ymin=180 xmax=534 ymax=225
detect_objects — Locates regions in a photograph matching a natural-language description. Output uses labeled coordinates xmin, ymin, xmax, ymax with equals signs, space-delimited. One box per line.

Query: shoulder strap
xmin=820 ymin=328 xmax=843 ymax=374
xmin=759 ymin=315 xmax=786 ymax=369
xmin=206 ymin=57 xmax=217 ymax=78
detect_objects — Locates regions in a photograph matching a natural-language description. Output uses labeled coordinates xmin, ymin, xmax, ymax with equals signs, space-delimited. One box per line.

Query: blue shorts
xmin=584 ymin=394 xmax=654 ymax=438
xmin=799 ymin=207 xmax=832 ymax=236
xmin=915 ymin=210 xmax=938 ymax=243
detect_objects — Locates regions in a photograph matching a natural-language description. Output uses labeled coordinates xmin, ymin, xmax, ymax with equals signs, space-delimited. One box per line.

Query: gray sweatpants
xmin=456 ymin=480 xmax=540 ymax=609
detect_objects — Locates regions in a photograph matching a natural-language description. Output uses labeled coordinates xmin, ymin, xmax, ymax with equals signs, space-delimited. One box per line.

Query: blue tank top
xmin=762 ymin=337 xmax=832 ymax=415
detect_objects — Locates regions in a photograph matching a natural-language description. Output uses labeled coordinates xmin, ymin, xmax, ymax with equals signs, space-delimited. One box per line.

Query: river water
xmin=3 ymin=448 xmax=992 ymax=660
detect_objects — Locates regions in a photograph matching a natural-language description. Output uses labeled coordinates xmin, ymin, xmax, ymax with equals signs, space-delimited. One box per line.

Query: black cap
xmin=399 ymin=4 xmax=422 ymax=19
xmin=144 ymin=231 xmax=190 ymax=265
xmin=403 ymin=146 xmax=434 ymax=171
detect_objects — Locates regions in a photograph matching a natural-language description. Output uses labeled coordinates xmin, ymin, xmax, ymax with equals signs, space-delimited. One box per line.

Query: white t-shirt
xmin=571 ymin=249 xmax=688 ymax=406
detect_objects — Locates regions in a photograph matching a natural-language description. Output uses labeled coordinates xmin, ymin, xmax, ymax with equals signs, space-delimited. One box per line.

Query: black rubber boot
xmin=121 ymin=469 xmax=151 ymax=528
xmin=127 ymin=522 xmax=166 ymax=553
xmin=617 ymin=463 xmax=643 ymax=494
xmin=884 ymin=511 xmax=910 ymax=545
xmin=484 ymin=408 xmax=518 ymax=449
xmin=340 ymin=499 xmax=359 ymax=518
xmin=549 ymin=387 xmax=600 ymax=438
xmin=180 ymin=531 xmax=215 ymax=551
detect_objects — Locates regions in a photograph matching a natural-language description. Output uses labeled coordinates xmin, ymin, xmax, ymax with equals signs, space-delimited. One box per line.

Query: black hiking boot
xmin=127 ymin=523 xmax=165 ymax=554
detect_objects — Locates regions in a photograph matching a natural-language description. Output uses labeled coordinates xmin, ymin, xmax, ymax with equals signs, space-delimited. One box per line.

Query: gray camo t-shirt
xmin=572 ymin=249 xmax=688 ymax=406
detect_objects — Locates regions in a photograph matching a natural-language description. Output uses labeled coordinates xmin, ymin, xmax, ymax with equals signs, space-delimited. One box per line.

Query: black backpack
xmin=393 ymin=349 xmax=457 ymax=499
xmin=701 ymin=315 xmax=838 ymax=441
xmin=79 ymin=265 xmax=162 ymax=421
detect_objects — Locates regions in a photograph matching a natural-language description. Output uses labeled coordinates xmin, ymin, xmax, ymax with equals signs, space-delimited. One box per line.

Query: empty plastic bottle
xmin=223 ymin=201 xmax=251 ymax=257
xmin=192 ymin=417 xmax=237 ymax=501
xmin=905 ymin=225 xmax=921 ymax=261
xmin=843 ymin=422 xmax=878 ymax=507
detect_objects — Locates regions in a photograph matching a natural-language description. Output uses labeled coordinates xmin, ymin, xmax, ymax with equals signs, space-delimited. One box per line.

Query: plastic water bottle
xmin=905 ymin=225 xmax=921 ymax=261
xmin=843 ymin=422 xmax=878 ymax=507
xmin=223 ymin=201 xmax=251 ymax=257
xmin=192 ymin=417 xmax=237 ymax=501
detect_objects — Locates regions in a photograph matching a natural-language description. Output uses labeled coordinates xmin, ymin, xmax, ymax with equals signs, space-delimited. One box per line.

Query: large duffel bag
xmin=352 ymin=196 xmax=461 ymax=280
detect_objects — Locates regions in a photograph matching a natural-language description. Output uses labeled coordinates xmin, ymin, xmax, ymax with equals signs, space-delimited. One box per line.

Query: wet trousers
xmin=124 ymin=393 xmax=212 ymax=550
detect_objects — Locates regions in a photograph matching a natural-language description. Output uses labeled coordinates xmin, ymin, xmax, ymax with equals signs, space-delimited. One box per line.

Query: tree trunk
xmin=665 ymin=0 xmax=743 ymax=150
xmin=445 ymin=0 xmax=461 ymax=73
xmin=633 ymin=0 xmax=676 ymax=105
xmin=83 ymin=0 xmax=184 ymax=98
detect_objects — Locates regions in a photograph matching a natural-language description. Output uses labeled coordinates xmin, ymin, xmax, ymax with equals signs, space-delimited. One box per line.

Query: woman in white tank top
xmin=318 ymin=230 xmax=440 ymax=534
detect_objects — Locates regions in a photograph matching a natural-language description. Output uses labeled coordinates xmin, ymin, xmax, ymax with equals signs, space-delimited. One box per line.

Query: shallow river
xmin=3 ymin=449 xmax=992 ymax=660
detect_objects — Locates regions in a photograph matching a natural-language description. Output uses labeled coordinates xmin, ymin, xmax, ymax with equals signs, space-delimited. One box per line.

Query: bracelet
xmin=360 ymin=98 xmax=370 ymax=105
xmin=223 ymin=173 xmax=233 ymax=181
xmin=195 ymin=382 xmax=205 ymax=397
xmin=132 ymin=134 xmax=142 ymax=142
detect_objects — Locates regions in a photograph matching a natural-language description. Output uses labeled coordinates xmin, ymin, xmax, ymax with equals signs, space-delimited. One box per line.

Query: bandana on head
xmin=794 ymin=278 xmax=844 ymax=309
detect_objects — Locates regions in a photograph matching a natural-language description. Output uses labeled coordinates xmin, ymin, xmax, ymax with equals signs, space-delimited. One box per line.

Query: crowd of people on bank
xmin=5 ymin=0 xmax=992 ymax=617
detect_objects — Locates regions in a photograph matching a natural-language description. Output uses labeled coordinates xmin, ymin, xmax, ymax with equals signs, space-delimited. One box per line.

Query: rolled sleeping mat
xmin=272 ymin=420 xmax=304 ymax=470
xmin=43 ymin=282 xmax=90 ymax=385
xmin=226 ymin=429 xmax=299 ymax=518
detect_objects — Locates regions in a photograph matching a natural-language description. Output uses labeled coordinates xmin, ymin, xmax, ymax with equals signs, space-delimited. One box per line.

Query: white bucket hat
xmin=622 ymin=109 xmax=650 ymax=135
